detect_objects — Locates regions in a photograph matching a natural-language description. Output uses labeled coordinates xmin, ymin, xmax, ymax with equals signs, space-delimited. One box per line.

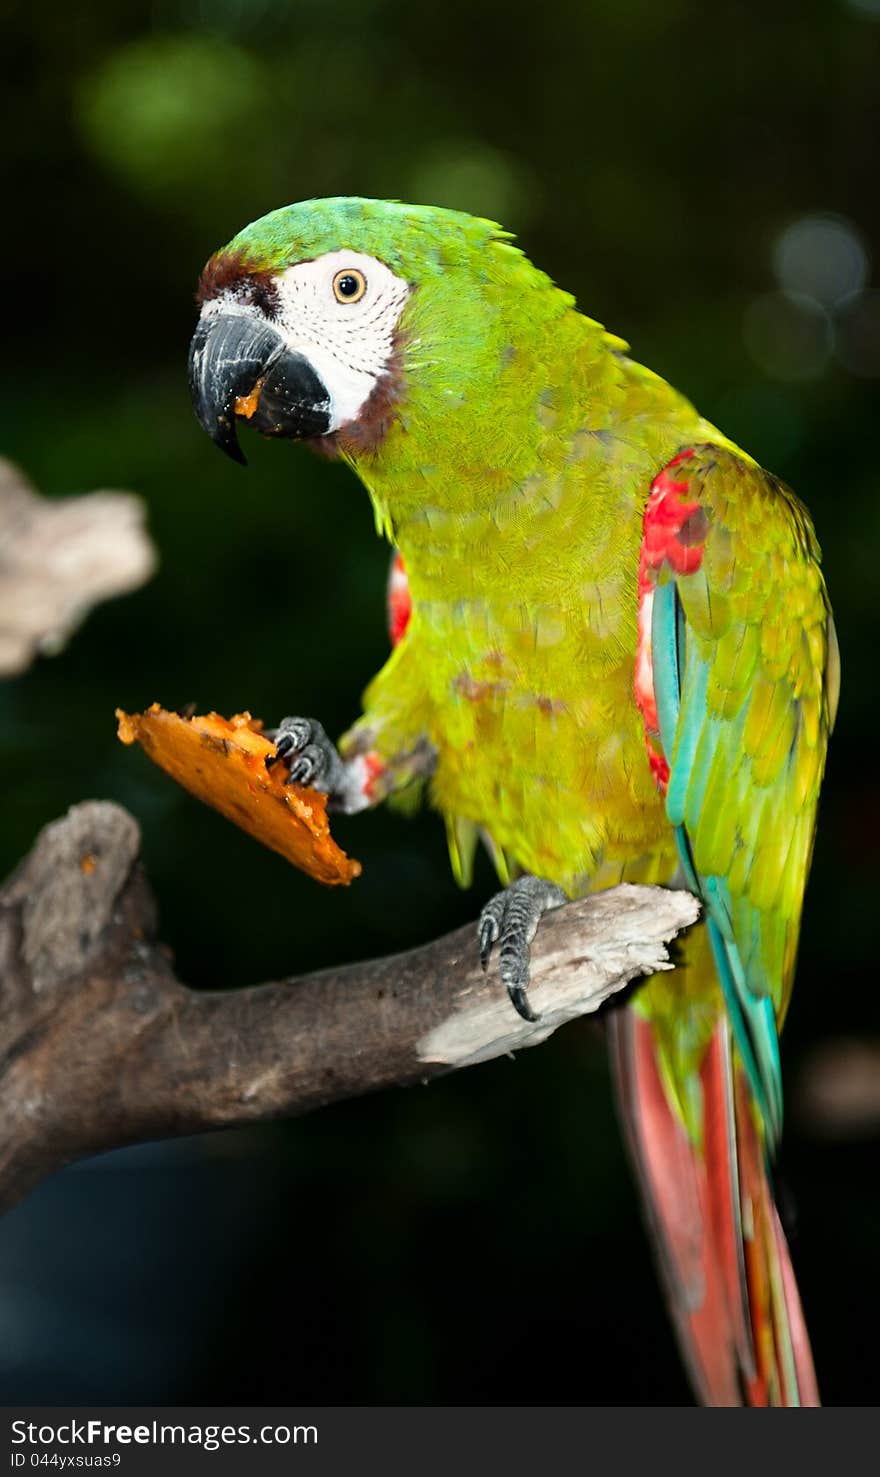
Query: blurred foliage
xmin=78 ymin=36 xmax=266 ymax=200
xmin=1 ymin=0 xmax=878 ymax=1406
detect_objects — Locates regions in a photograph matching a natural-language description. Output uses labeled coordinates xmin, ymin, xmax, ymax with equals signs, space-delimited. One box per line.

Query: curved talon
xmin=507 ymin=982 xmax=540 ymax=1024
xmin=478 ymin=916 xmax=498 ymax=971
xmin=264 ymin=716 xmax=346 ymax=798
xmin=286 ymin=753 xmax=316 ymax=786
xmin=477 ymin=875 xmax=566 ymax=1022
xmin=265 ymin=730 xmax=296 ymax=771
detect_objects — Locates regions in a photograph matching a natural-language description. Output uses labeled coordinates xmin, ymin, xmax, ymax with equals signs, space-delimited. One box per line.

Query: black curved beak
xmin=188 ymin=311 xmax=332 ymax=464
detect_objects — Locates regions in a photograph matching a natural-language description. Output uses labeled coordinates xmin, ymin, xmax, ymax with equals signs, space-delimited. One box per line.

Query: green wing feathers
xmin=643 ymin=444 xmax=838 ymax=1140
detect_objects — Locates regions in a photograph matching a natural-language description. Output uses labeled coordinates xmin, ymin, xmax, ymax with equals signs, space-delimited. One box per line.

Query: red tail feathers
xmin=609 ymin=1006 xmax=820 ymax=1406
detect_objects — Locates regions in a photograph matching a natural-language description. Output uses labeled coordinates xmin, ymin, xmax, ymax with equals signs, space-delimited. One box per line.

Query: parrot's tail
xmin=608 ymin=1004 xmax=820 ymax=1406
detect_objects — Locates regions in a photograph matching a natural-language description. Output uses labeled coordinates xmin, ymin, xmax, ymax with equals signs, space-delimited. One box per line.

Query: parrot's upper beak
xmin=188 ymin=311 xmax=332 ymax=464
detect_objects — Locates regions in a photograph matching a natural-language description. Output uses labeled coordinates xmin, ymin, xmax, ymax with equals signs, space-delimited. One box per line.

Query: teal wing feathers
xmin=642 ymin=445 xmax=838 ymax=1145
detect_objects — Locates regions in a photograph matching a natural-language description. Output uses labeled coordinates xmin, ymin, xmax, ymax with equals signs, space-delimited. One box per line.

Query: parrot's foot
xmin=266 ymin=716 xmax=348 ymax=794
xmin=478 ymin=875 xmax=568 ymax=1022
xmin=266 ymin=716 xmax=377 ymax=814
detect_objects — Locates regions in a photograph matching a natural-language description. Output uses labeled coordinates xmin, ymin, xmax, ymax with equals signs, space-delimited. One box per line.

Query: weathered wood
xmin=0 ymin=458 xmax=155 ymax=676
xmin=0 ymin=801 xmax=699 ymax=1214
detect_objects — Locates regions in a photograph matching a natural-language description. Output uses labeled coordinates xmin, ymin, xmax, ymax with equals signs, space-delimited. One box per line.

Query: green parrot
xmin=188 ymin=198 xmax=838 ymax=1406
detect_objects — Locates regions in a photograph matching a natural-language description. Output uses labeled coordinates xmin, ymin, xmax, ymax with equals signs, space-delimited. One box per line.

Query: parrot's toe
xmin=265 ymin=716 xmax=346 ymax=795
xmin=478 ymin=911 xmax=499 ymax=971
xmin=477 ymin=876 xmax=568 ymax=1023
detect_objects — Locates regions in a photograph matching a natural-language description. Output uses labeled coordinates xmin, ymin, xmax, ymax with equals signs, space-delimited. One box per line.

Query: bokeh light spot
xmin=77 ymin=37 xmax=263 ymax=198
xmin=773 ymin=214 xmax=870 ymax=308
xmin=743 ymin=291 xmax=833 ymax=382
xmin=835 ymin=290 xmax=880 ymax=377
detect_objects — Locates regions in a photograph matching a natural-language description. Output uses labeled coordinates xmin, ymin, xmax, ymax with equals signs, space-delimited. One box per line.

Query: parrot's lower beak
xmin=188 ymin=311 xmax=332 ymax=464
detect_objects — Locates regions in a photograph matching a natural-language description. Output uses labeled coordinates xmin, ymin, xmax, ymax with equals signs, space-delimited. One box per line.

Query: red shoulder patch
xmin=635 ymin=448 xmax=709 ymax=795
xmin=387 ymin=551 xmax=412 ymax=647
xmin=640 ymin=448 xmax=705 ymax=577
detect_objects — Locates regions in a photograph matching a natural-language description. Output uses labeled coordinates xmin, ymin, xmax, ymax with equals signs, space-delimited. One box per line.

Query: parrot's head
xmin=189 ymin=196 xmax=566 ymax=467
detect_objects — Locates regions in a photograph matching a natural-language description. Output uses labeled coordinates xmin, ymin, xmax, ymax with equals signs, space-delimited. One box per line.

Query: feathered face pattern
xmin=188 ymin=196 xmax=519 ymax=463
xmin=191 ymin=242 xmax=411 ymax=459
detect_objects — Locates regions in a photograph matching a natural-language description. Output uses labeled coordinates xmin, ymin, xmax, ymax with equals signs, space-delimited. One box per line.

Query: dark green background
xmin=2 ymin=0 xmax=877 ymax=1405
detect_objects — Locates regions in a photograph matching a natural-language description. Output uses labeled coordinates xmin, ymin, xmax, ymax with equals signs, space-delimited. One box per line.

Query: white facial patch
xmin=269 ymin=251 xmax=411 ymax=431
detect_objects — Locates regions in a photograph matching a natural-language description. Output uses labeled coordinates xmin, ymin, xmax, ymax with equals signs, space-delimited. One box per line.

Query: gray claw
xmin=265 ymin=732 xmax=293 ymax=768
xmin=507 ymin=982 xmax=539 ymax=1024
xmin=286 ymin=747 xmax=325 ymax=786
xmin=477 ymin=876 xmax=567 ymax=1022
xmin=478 ymin=911 xmax=500 ymax=970
xmin=267 ymin=716 xmax=345 ymax=795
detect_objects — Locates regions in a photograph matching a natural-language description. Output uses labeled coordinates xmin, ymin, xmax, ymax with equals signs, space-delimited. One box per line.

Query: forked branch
xmin=0 ymin=801 xmax=700 ymax=1214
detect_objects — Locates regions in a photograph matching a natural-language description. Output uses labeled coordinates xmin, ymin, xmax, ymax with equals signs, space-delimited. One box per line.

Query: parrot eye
xmin=332 ymin=268 xmax=367 ymax=303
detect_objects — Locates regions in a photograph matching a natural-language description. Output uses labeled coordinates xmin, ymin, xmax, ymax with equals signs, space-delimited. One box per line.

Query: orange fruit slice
xmin=116 ymin=705 xmax=360 ymax=886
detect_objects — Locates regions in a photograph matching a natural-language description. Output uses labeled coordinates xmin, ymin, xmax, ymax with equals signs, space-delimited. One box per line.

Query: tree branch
xmin=0 ymin=801 xmax=700 ymax=1215
xmin=0 ymin=458 xmax=155 ymax=677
